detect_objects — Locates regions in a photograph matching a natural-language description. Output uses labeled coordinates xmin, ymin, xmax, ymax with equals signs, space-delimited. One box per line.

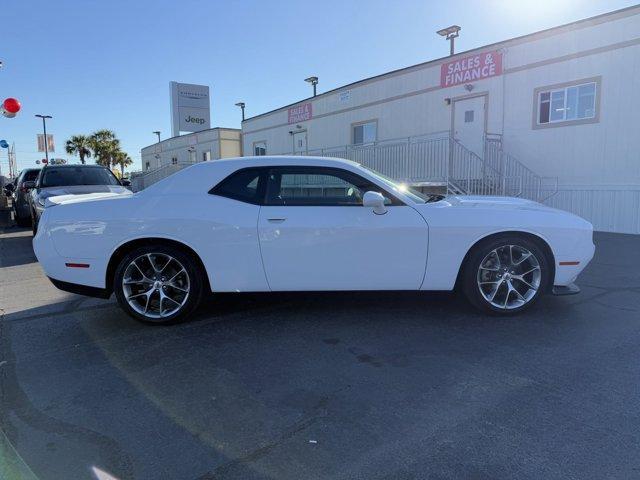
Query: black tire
xmin=461 ymin=234 xmax=552 ymax=315
xmin=113 ymin=244 xmax=205 ymax=325
xmin=31 ymin=213 xmax=38 ymax=235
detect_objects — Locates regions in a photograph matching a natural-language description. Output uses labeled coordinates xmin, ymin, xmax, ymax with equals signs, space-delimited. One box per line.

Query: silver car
xmin=12 ymin=168 xmax=41 ymax=226
xmin=29 ymin=164 xmax=131 ymax=234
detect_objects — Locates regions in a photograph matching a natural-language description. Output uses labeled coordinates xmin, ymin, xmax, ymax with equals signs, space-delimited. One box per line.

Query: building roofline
xmin=141 ymin=126 xmax=241 ymax=152
xmin=243 ymin=4 xmax=640 ymax=123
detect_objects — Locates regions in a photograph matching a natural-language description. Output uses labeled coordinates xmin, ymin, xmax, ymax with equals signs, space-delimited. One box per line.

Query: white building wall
xmin=241 ymin=6 xmax=640 ymax=233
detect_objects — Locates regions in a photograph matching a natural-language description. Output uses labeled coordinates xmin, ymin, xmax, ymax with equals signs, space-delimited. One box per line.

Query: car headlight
xmin=37 ymin=197 xmax=46 ymax=207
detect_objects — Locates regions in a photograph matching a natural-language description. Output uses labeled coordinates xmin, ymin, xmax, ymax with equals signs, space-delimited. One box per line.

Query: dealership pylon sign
xmin=170 ymin=82 xmax=211 ymax=136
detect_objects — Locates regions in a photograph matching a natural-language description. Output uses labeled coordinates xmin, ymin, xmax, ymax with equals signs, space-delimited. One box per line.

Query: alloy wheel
xmin=477 ymin=244 xmax=541 ymax=310
xmin=122 ymin=253 xmax=190 ymax=319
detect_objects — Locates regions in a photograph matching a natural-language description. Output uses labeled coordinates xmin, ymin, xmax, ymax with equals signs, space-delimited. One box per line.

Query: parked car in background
xmin=29 ymin=164 xmax=132 ymax=234
xmin=33 ymin=156 xmax=595 ymax=324
xmin=12 ymin=168 xmax=41 ymax=226
xmin=3 ymin=180 xmax=16 ymax=198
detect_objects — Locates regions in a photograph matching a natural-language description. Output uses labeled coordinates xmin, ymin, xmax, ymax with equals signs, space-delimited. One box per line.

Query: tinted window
xmin=211 ymin=168 xmax=265 ymax=204
xmin=266 ymin=167 xmax=397 ymax=206
xmin=23 ymin=170 xmax=40 ymax=182
xmin=40 ymin=167 xmax=120 ymax=187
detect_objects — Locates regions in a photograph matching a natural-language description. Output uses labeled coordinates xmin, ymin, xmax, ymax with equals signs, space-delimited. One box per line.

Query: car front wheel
xmin=462 ymin=235 xmax=551 ymax=315
xmin=113 ymin=245 xmax=204 ymax=324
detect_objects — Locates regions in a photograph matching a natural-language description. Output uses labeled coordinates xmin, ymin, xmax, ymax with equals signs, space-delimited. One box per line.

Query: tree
xmin=65 ymin=135 xmax=92 ymax=164
xmin=89 ymin=130 xmax=120 ymax=168
xmin=113 ymin=150 xmax=133 ymax=177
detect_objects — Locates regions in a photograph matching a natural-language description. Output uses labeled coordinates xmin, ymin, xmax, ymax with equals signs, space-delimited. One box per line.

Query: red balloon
xmin=3 ymin=98 xmax=21 ymax=114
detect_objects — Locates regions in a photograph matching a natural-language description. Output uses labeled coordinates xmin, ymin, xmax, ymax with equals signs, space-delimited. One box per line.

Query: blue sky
xmin=1 ymin=0 xmax=637 ymax=173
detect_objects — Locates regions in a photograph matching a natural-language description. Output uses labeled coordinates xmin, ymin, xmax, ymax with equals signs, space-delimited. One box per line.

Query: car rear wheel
xmin=113 ymin=245 xmax=204 ymax=324
xmin=462 ymin=235 xmax=551 ymax=315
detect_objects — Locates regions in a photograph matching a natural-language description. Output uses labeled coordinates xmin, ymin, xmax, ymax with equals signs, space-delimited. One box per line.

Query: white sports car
xmin=33 ymin=156 xmax=595 ymax=324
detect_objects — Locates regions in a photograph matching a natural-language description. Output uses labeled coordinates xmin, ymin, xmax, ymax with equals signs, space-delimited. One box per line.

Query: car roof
xmin=42 ymin=164 xmax=106 ymax=168
xmin=208 ymin=155 xmax=360 ymax=168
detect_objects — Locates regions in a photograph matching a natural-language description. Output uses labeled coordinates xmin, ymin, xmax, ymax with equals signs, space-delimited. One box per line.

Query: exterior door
xmin=292 ymin=131 xmax=307 ymax=154
xmin=257 ymin=166 xmax=429 ymax=291
xmin=453 ymin=95 xmax=486 ymax=158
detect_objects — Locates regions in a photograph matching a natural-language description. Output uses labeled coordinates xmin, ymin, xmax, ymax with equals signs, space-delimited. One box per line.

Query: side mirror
xmin=363 ymin=191 xmax=387 ymax=215
xmin=22 ymin=181 xmax=36 ymax=190
xmin=121 ymin=179 xmax=131 ymax=187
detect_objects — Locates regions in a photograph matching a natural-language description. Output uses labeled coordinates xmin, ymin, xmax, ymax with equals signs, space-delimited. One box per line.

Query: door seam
xmin=256 ymin=205 xmax=273 ymax=291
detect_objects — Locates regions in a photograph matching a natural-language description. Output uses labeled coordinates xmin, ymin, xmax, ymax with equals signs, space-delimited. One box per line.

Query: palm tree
xmin=89 ymin=130 xmax=119 ymax=168
xmin=65 ymin=135 xmax=92 ymax=164
xmin=113 ymin=150 xmax=133 ymax=177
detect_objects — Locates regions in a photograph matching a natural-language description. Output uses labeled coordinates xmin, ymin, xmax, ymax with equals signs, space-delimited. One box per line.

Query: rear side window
xmin=210 ymin=168 xmax=266 ymax=205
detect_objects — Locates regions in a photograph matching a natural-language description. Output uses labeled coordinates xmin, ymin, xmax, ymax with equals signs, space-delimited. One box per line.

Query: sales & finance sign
xmin=440 ymin=51 xmax=503 ymax=88
xmin=288 ymin=103 xmax=312 ymax=124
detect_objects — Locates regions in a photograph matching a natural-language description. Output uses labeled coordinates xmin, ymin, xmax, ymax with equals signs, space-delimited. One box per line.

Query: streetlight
xmin=35 ymin=114 xmax=52 ymax=162
xmin=436 ymin=25 xmax=461 ymax=56
xmin=235 ymin=102 xmax=246 ymax=122
xmin=304 ymin=76 xmax=319 ymax=97
xmin=153 ymin=131 xmax=161 ymax=143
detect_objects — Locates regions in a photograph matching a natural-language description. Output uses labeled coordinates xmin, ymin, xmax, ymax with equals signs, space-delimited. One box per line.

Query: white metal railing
xmin=291 ymin=133 xmax=529 ymax=198
xmin=130 ymin=162 xmax=194 ymax=192
xmin=133 ymin=133 xmax=553 ymax=202
xmin=485 ymin=134 xmax=558 ymax=202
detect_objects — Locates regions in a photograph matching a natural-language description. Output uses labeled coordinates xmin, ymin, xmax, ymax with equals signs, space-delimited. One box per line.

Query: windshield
xmin=40 ymin=167 xmax=120 ymax=188
xmin=359 ymin=165 xmax=442 ymax=203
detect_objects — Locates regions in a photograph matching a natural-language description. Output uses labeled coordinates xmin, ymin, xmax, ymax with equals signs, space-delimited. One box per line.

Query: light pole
xmin=304 ymin=76 xmax=318 ymax=97
xmin=35 ymin=114 xmax=52 ymax=162
xmin=153 ymin=131 xmax=161 ymax=143
xmin=235 ymin=102 xmax=246 ymax=122
xmin=436 ymin=25 xmax=461 ymax=56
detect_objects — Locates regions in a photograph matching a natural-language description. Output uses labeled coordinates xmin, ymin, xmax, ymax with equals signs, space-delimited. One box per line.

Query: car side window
xmin=210 ymin=168 xmax=266 ymax=205
xmin=265 ymin=167 xmax=400 ymax=206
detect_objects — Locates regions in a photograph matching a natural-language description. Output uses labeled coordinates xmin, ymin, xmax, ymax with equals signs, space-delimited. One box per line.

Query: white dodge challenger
xmin=33 ymin=156 xmax=595 ymax=324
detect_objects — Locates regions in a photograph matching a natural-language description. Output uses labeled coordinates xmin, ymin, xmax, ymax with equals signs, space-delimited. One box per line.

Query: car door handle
xmin=267 ymin=218 xmax=286 ymax=223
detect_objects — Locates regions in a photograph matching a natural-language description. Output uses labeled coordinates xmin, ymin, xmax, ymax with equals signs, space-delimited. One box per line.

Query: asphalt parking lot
xmin=1 ymin=228 xmax=639 ymax=480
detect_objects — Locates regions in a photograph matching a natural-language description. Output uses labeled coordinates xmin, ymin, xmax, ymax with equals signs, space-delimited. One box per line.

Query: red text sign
xmin=440 ymin=51 xmax=503 ymax=88
xmin=288 ymin=103 xmax=312 ymax=124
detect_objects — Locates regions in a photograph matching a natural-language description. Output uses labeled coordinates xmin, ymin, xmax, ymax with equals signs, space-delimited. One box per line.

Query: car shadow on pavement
xmin=0 ymin=227 xmax=36 ymax=268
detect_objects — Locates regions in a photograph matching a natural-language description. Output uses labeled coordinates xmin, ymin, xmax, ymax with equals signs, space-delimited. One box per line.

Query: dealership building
xmin=140 ymin=5 xmax=640 ymax=234
xmin=241 ymin=5 xmax=640 ymax=234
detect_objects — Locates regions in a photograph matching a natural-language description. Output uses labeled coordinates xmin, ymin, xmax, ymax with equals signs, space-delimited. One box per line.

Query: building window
xmin=464 ymin=110 xmax=474 ymax=123
xmin=145 ymin=161 xmax=150 ymax=170
xmin=352 ymin=121 xmax=377 ymax=145
xmin=535 ymin=79 xmax=599 ymax=128
xmin=254 ymin=141 xmax=267 ymax=156
xmin=203 ymin=151 xmax=211 ymax=162
xmin=171 ymin=156 xmax=178 ymax=165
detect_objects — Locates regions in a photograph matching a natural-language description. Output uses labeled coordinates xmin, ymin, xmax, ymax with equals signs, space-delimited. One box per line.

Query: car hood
xmin=440 ymin=195 xmax=558 ymax=212
xmin=42 ymin=186 xmax=132 ymax=208
xmin=38 ymin=185 xmax=130 ymax=199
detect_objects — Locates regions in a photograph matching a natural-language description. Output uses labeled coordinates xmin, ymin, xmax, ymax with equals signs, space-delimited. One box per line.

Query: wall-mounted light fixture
xmin=444 ymin=98 xmax=451 ymax=105
xmin=464 ymin=84 xmax=474 ymax=92
xmin=436 ymin=25 xmax=461 ymax=56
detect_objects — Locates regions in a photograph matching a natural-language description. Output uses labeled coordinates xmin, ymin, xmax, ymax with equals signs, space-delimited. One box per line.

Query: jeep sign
xmin=170 ymin=82 xmax=211 ymax=135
